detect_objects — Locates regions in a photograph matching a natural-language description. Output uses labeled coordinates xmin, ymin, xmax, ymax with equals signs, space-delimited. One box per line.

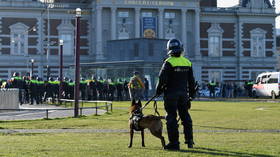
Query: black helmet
xmin=167 ymin=39 xmax=184 ymax=56
xmin=48 ymin=77 xmax=54 ymax=81
xmin=13 ymin=72 xmax=19 ymax=77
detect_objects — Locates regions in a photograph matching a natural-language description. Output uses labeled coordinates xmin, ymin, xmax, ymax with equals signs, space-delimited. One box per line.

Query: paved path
xmin=0 ymin=104 xmax=106 ymax=121
xmin=0 ymin=129 xmax=279 ymax=134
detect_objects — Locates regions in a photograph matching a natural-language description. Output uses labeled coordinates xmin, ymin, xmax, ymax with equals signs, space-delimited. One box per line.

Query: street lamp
xmin=59 ymin=39 xmax=64 ymax=103
xmin=41 ymin=0 xmax=54 ymax=80
xmin=30 ymin=59 xmax=35 ymax=78
xmin=74 ymin=8 xmax=81 ymax=117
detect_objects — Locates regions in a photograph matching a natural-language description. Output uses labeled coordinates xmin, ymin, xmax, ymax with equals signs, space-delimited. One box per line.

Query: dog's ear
xmin=137 ymin=99 xmax=142 ymax=107
xmin=131 ymin=99 xmax=136 ymax=106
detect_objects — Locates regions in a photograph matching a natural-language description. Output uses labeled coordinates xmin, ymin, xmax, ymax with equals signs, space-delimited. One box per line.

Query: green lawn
xmin=0 ymin=101 xmax=280 ymax=157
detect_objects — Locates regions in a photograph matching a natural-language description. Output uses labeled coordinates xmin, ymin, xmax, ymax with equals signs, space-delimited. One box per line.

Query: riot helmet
xmin=166 ymin=39 xmax=184 ymax=56
xmin=13 ymin=72 xmax=19 ymax=77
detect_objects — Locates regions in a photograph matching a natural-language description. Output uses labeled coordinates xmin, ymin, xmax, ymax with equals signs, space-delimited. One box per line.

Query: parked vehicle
xmin=252 ymin=72 xmax=280 ymax=99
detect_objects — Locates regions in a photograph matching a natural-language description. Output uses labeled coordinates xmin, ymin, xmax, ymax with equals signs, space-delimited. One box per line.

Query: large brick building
xmin=0 ymin=0 xmax=278 ymax=86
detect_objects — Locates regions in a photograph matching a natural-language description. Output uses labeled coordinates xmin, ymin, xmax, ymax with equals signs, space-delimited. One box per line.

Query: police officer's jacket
xmin=157 ymin=55 xmax=196 ymax=98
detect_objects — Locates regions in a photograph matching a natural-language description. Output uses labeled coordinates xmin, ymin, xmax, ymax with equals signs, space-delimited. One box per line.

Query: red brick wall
xmin=220 ymin=23 xmax=235 ymax=38
xmin=223 ymin=41 xmax=235 ymax=48
xmin=242 ymin=23 xmax=273 ymax=39
xmin=200 ymin=22 xmax=211 ymax=38
xmin=2 ymin=18 xmax=37 ymax=35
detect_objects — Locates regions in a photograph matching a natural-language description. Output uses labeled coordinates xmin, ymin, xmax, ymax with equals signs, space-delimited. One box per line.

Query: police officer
xmin=208 ymin=80 xmax=216 ymax=98
xmin=156 ymin=39 xmax=196 ymax=150
xmin=128 ymin=71 xmax=145 ymax=100
xmin=11 ymin=72 xmax=25 ymax=105
xmin=29 ymin=76 xmax=38 ymax=105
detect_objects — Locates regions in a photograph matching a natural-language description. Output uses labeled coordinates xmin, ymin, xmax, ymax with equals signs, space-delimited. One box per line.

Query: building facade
xmin=0 ymin=0 xmax=277 ymax=84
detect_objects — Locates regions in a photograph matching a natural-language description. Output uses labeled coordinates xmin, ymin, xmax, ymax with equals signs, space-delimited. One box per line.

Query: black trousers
xmin=164 ymin=95 xmax=193 ymax=145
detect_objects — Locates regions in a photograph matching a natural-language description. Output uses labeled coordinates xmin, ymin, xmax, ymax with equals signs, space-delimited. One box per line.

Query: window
xmin=142 ymin=12 xmax=153 ymax=17
xmin=250 ymin=28 xmax=266 ymax=57
xmin=209 ymin=36 xmax=221 ymax=57
xmin=60 ymin=34 xmax=73 ymax=56
xmin=207 ymin=23 xmax=223 ymax=57
xmin=165 ymin=12 xmax=175 ymax=19
xmin=118 ymin=11 xmax=129 ymax=17
xmin=9 ymin=23 xmax=29 ymax=55
xmin=118 ymin=18 xmax=129 ymax=39
xmin=57 ymin=19 xmax=74 ymax=56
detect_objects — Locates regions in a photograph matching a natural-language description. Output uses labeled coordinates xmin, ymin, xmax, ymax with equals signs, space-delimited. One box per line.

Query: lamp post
xmin=41 ymin=0 xmax=54 ymax=79
xmin=74 ymin=8 xmax=81 ymax=118
xmin=59 ymin=39 xmax=64 ymax=103
xmin=30 ymin=59 xmax=35 ymax=78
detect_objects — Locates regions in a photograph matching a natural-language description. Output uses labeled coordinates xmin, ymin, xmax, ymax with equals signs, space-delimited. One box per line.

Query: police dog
xmin=128 ymin=99 xmax=165 ymax=148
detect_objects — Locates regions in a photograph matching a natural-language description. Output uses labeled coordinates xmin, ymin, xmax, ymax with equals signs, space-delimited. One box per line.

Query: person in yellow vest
xmin=156 ymin=39 xmax=196 ymax=150
xmin=128 ymin=71 xmax=145 ymax=100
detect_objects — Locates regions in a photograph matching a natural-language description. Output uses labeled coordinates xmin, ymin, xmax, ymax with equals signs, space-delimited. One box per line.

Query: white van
xmin=252 ymin=72 xmax=280 ymax=99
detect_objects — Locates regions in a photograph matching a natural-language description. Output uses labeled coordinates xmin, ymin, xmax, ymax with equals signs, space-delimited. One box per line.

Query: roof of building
xmin=241 ymin=0 xmax=272 ymax=8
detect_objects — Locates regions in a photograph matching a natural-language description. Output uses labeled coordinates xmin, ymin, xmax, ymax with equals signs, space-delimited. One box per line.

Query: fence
xmin=0 ymin=89 xmax=19 ymax=110
xmin=0 ymin=101 xmax=113 ymax=119
xmin=60 ymin=99 xmax=113 ymax=116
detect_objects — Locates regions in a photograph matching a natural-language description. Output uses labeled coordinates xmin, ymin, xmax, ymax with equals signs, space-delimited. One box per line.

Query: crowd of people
xmin=196 ymin=80 xmax=255 ymax=98
xmin=0 ymin=72 xmax=150 ymax=105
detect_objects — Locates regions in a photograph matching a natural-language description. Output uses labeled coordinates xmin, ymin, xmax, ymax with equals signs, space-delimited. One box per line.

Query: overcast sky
xmin=217 ymin=0 xmax=280 ymax=29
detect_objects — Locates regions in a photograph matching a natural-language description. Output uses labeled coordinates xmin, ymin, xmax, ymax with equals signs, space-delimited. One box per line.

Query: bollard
xmin=80 ymin=108 xmax=83 ymax=116
xmin=46 ymin=109 xmax=49 ymax=119
xmin=95 ymin=102 xmax=98 ymax=116
xmin=106 ymin=102 xmax=108 ymax=113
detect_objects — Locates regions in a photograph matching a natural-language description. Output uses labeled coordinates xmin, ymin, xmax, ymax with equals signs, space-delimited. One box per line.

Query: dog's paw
xmin=142 ymin=145 xmax=145 ymax=147
xmin=128 ymin=145 xmax=132 ymax=148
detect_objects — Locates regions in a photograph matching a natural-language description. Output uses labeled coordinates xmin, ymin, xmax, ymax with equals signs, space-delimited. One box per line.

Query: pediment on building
xmin=207 ymin=23 xmax=224 ymax=34
xmin=250 ymin=28 xmax=267 ymax=35
xmin=9 ymin=22 xmax=29 ymax=32
xmin=57 ymin=20 xmax=74 ymax=32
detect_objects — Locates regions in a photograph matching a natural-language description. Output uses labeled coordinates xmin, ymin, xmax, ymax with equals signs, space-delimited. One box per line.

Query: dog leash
xmin=153 ymin=100 xmax=160 ymax=116
xmin=141 ymin=95 xmax=158 ymax=110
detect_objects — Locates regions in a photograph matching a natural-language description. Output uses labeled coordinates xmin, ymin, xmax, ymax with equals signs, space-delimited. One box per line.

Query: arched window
xmin=207 ymin=23 xmax=224 ymax=57
xmin=9 ymin=23 xmax=29 ymax=55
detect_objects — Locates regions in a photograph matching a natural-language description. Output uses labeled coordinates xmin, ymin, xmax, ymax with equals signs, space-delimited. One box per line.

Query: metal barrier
xmin=0 ymin=89 xmax=19 ymax=110
xmin=60 ymin=99 xmax=113 ymax=114
xmin=0 ymin=103 xmax=113 ymax=119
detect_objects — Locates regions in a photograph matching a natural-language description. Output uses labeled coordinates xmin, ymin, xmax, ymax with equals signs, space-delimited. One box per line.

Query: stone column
xmin=111 ymin=7 xmax=117 ymax=40
xmin=96 ymin=7 xmax=104 ymax=60
xmin=135 ymin=8 xmax=141 ymax=38
xmin=181 ymin=9 xmax=187 ymax=55
xmin=158 ymin=8 xmax=164 ymax=39
xmin=194 ymin=9 xmax=201 ymax=59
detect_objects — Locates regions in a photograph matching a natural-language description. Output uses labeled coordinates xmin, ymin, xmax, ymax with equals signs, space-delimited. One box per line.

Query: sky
xmin=217 ymin=0 xmax=280 ymax=29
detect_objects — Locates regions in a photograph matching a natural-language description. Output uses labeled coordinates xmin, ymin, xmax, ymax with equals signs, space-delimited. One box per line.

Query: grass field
xmin=0 ymin=101 xmax=280 ymax=157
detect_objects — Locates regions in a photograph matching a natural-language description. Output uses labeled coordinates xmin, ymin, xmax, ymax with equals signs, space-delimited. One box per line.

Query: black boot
xmin=185 ymin=140 xmax=195 ymax=148
xmin=164 ymin=142 xmax=180 ymax=150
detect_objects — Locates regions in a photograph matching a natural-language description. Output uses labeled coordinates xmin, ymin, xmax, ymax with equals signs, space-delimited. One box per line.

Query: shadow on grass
xmin=195 ymin=125 xmax=249 ymax=131
xmin=178 ymin=147 xmax=276 ymax=157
